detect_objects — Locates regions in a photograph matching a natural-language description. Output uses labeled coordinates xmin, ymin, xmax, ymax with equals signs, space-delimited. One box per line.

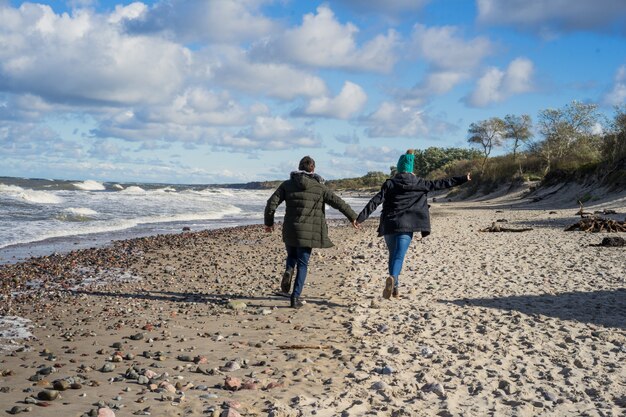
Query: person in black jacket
xmin=356 ymin=150 xmax=471 ymax=299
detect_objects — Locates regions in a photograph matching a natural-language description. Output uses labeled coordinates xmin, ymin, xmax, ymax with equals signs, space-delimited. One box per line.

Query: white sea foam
xmin=0 ymin=184 xmax=63 ymax=204
xmin=73 ymin=180 xmax=106 ymax=191
xmin=56 ymin=207 xmax=99 ymax=222
xmin=0 ymin=316 xmax=33 ymax=340
xmin=0 ymin=204 xmax=242 ymax=250
xmin=155 ymin=187 xmax=177 ymax=193
xmin=120 ymin=186 xmax=145 ymax=194
xmin=112 ymin=184 xmax=124 ymax=190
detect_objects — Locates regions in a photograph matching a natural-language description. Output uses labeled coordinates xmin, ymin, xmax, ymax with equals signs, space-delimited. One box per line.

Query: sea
xmin=0 ymin=176 xmax=371 ymax=265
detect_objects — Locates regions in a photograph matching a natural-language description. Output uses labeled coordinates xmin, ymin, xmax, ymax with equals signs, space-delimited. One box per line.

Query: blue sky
xmin=1 ymin=0 xmax=625 ymax=184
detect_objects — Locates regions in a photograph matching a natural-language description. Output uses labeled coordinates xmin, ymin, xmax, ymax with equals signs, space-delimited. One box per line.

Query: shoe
xmin=290 ymin=296 xmax=304 ymax=309
xmin=392 ymin=286 xmax=399 ymax=298
xmin=281 ymin=268 xmax=294 ymax=293
xmin=383 ymin=276 xmax=393 ymax=299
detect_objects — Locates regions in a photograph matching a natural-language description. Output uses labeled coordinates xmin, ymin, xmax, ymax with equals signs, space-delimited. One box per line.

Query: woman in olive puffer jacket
xmin=265 ymin=156 xmax=358 ymax=308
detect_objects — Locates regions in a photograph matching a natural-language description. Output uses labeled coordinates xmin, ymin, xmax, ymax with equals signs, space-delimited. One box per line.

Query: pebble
xmin=381 ymin=365 xmax=394 ymax=375
xmin=37 ymin=389 xmax=60 ymax=401
xmin=220 ymin=361 xmax=241 ymax=372
xmin=227 ymin=301 xmax=247 ymax=311
xmin=224 ymin=376 xmax=241 ymax=391
xmin=422 ymin=382 xmax=445 ymax=398
xmin=53 ymin=380 xmax=70 ymax=391
xmin=101 ymin=363 xmax=116 ymax=373
xmin=371 ymin=381 xmax=387 ymax=391
xmin=8 ymin=406 xmax=32 ymax=415
xmin=98 ymin=408 xmax=116 ymax=417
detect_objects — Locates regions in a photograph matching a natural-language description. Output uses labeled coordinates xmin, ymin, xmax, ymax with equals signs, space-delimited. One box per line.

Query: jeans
xmin=285 ymin=245 xmax=312 ymax=299
xmin=384 ymin=232 xmax=413 ymax=287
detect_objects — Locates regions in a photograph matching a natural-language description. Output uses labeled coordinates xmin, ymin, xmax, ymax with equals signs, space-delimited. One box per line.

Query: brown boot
xmin=392 ymin=286 xmax=399 ymax=298
xmin=383 ymin=276 xmax=393 ymax=299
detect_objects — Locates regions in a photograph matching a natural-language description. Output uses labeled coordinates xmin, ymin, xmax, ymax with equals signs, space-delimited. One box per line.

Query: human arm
xmin=264 ymin=185 xmax=285 ymax=231
xmin=324 ymin=189 xmax=358 ymax=222
xmin=356 ymin=181 xmax=389 ymax=224
xmin=422 ymin=174 xmax=470 ymax=192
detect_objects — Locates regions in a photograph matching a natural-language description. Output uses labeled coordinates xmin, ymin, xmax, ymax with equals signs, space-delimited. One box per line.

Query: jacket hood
xmin=290 ymin=171 xmax=324 ymax=189
xmin=390 ymin=172 xmax=422 ymax=191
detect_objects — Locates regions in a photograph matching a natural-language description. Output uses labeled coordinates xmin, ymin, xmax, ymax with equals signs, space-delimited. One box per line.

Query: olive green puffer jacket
xmin=264 ymin=172 xmax=357 ymax=248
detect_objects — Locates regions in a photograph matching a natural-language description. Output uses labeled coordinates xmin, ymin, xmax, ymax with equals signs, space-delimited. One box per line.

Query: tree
xmin=503 ymin=114 xmax=533 ymax=175
xmin=601 ymin=106 xmax=626 ymax=167
xmin=536 ymin=101 xmax=600 ymax=173
xmin=413 ymin=147 xmax=481 ymax=177
xmin=467 ymin=117 xmax=505 ymax=174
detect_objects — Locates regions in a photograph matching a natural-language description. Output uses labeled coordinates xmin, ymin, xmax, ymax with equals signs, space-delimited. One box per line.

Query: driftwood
xmin=278 ymin=345 xmax=331 ymax=350
xmin=576 ymin=200 xmax=594 ymax=218
xmin=479 ymin=222 xmax=533 ymax=232
xmin=565 ymin=218 xmax=626 ymax=232
xmin=590 ymin=237 xmax=626 ymax=247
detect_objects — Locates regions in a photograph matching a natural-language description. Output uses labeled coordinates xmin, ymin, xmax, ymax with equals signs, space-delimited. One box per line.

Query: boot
xmin=290 ymin=296 xmax=304 ymax=309
xmin=281 ymin=268 xmax=294 ymax=293
xmin=383 ymin=276 xmax=394 ymax=299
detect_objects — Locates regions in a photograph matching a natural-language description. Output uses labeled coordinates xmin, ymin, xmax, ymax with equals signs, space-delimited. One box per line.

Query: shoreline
xmin=0 ymin=201 xmax=624 ymax=416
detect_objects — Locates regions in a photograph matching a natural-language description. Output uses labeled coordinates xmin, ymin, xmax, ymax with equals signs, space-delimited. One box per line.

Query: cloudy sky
xmin=1 ymin=0 xmax=625 ymax=184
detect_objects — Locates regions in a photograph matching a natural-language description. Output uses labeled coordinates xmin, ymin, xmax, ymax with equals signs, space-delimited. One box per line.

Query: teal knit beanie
xmin=396 ymin=153 xmax=414 ymax=173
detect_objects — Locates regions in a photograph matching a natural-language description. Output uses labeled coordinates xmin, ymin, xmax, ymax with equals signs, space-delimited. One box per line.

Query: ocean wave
xmin=0 ymin=184 xmax=63 ymax=204
xmin=120 ymin=186 xmax=146 ymax=194
xmin=0 ymin=204 xmax=243 ymax=250
xmin=155 ymin=187 xmax=177 ymax=193
xmin=111 ymin=184 xmax=124 ymax=190
xmin=56 ymin=207 xmax=99 ymax=222
xmin=73 ymin=180 xmax=106 ymax=191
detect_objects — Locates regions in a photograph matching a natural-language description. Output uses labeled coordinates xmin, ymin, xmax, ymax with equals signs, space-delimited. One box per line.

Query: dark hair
xmin=298 ymin=156 xmax=315 ymax=172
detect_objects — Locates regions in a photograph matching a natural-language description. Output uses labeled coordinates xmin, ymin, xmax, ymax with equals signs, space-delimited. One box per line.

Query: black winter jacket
xmin=265 ymin=172 xmax=357 ymax=248
xmin=356 ymin=173 xmax=468 ymax=237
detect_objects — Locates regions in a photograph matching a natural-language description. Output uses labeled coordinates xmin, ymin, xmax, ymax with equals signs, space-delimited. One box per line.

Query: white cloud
xmin=122 ymin=0 xmax=275 ymax=43
xmin=334 ymin=144 xmax=403 ymax=163
xmin=410 ymin=24 xmax=493 ymax=71
xmin=466 ymin=57 xmax=535 ymax=107
xmin=301 ymin=81 xmax=367 ymax=119
xmin=362 ymin=101 xmax=457 ymax=138
xmin=0 ymin=120 xmax=84 ymax=159
xmin=477 ymin=0 xmax=626 ymax=35
xmin=603 ymin=65 xmax=626 ymax=106
xmin=213 ymin=52 xmax=328 ymax=100
xmin=215 ymin=116 xmax=322 ymax=151
xmin=250 ymin=5 xmax=398 ymax=72
xmin=401 ymin=24 xmax=493 ymax=102
xmin=0 ymin=3 xmax=192 ymax=106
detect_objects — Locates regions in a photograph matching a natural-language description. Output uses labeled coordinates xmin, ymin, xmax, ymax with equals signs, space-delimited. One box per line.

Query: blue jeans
xmin=384 ymin=233 xmax=413 ymax=287
xmin=285 ymin=245 xmax=312 ymax=299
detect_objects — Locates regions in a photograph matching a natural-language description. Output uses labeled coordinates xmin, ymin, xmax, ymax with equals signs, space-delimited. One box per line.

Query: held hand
xmin=351 ymin=220 xmax=360 ymax=229
xmin=466 ymin=172 xmax=472 ymax=181
xmin=264 ymin=225 xmax=274 ymax=233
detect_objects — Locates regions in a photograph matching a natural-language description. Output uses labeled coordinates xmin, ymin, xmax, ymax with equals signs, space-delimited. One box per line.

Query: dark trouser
xmin=285 ymin=245 xmax=312 ymax=299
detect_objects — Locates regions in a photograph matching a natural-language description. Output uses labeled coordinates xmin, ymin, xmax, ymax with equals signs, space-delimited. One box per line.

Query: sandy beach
xmin=1 ymin=194 xmax=625 ymax=416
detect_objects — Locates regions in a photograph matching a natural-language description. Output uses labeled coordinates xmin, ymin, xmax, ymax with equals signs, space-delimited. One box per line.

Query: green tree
xmin=503 ymin=114 xmax=533 ymax=175
xmin=413 ymin=147 xmax=481 ymax=177
xmin=601 ymin=106 xmax=626 ymax=167
xmin=468 ymin=117 xmax=505 ymax=174
xmin=536 ymin=101 xmax=600 ymax=173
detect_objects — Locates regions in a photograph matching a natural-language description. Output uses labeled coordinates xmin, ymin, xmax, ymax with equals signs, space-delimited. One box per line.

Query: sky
xmin=1 ymin=0 xmax=625 ymax=184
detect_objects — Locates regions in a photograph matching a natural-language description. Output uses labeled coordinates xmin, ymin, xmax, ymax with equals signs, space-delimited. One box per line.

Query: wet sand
xmin=0 ymin=200 xmax=624 ymax=417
